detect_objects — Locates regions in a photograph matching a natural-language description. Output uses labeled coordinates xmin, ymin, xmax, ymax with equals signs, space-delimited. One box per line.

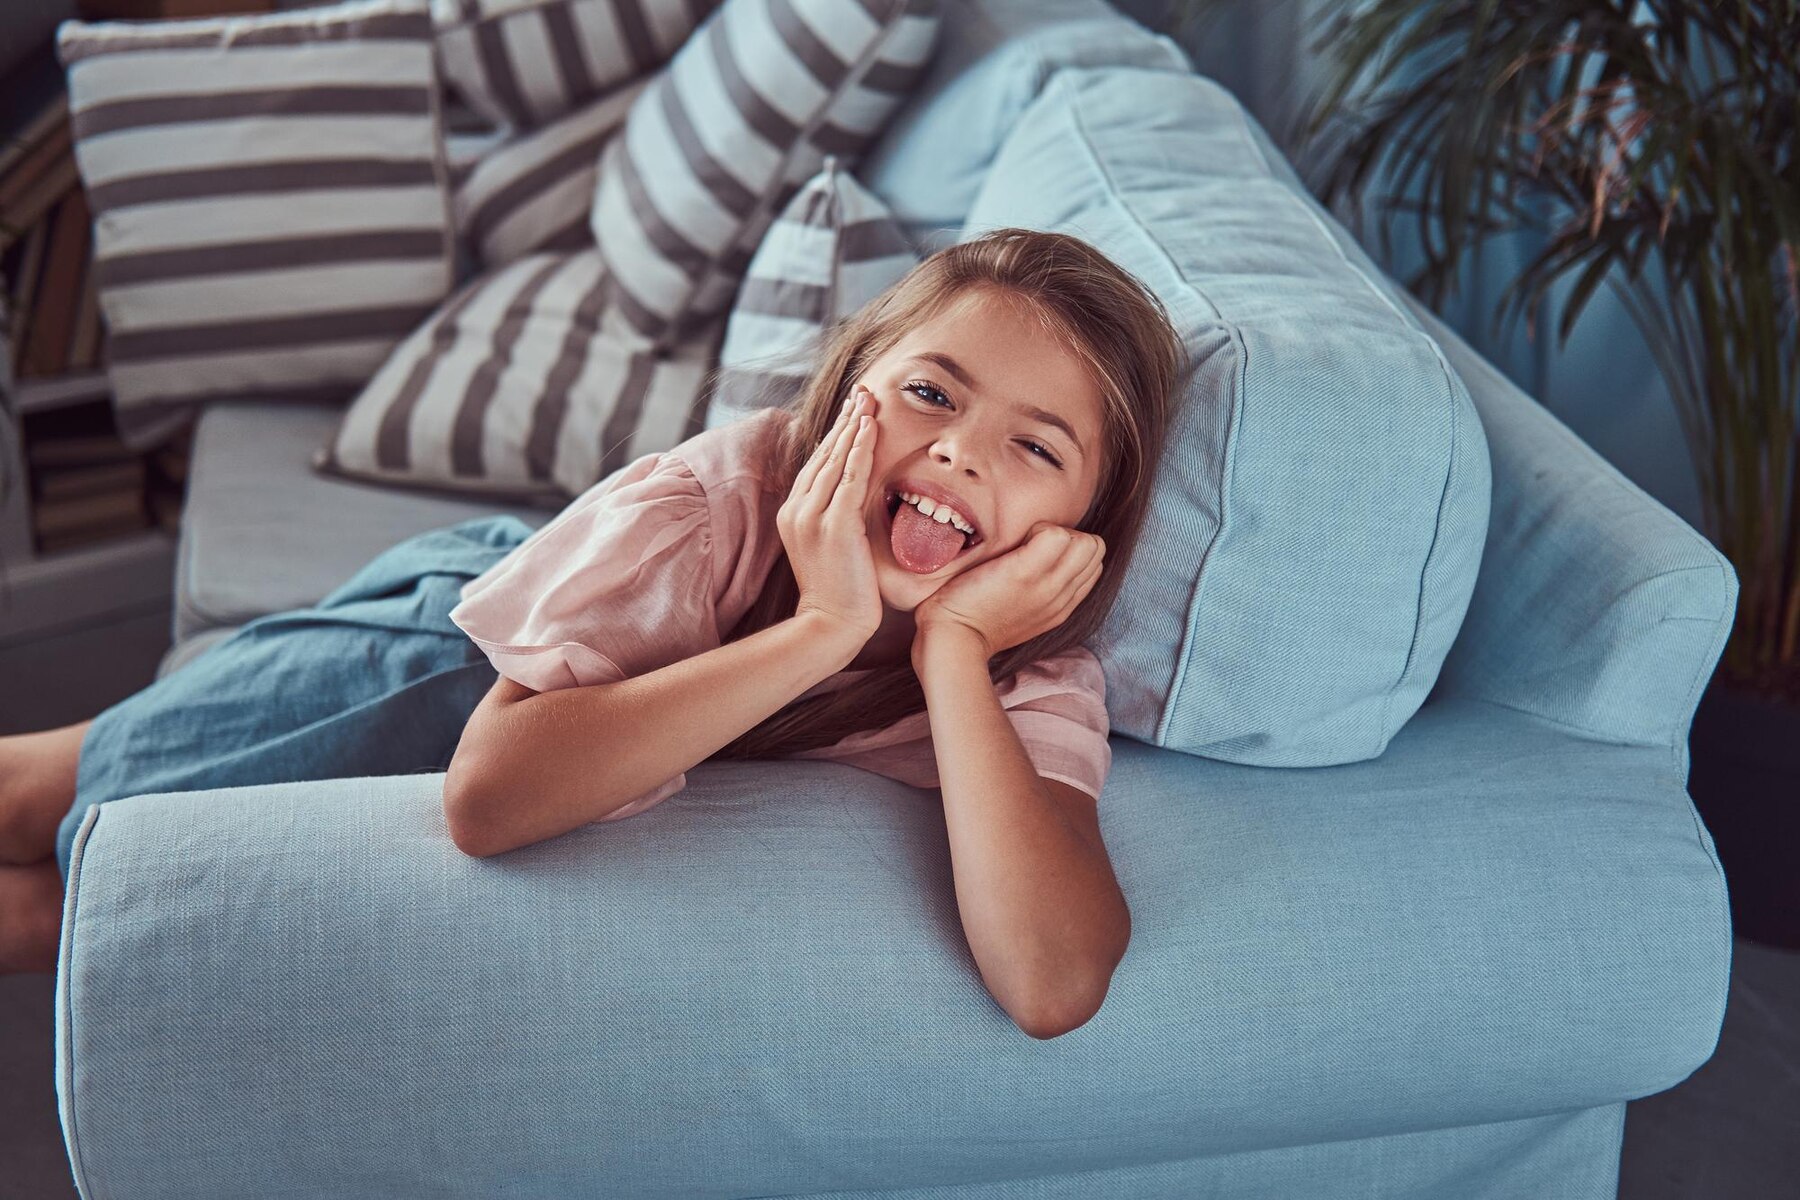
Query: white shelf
xmin=1 ymin=365 xmax=180 ymax=577
xmin=0 ymin=524 xmax=176 ymax=647
xmin=10 ymin=367 xmax=109 ymax=415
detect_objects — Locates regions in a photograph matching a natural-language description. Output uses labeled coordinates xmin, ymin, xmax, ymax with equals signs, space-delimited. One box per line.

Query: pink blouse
xmin=447 ymin=407 xmax=1112 ymax=822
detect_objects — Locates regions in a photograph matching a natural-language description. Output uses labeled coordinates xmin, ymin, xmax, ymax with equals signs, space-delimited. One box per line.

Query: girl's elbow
xmin=1029 ymin=924 xmax=1130 ymax=1039
xmin=444 ymin=794 xmax=495 ymax=858
xmin=444 ymin=674 xmax=540 ymax=855
xmin=443 ymin=759 xmax=502 ymax=857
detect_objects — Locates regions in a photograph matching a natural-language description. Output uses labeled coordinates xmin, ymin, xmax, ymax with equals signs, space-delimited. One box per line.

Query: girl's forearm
xmin=913 ymin=626 xmax=1129 ymax=1036
xmin=456 ymin=613 xmax=863 ymax=856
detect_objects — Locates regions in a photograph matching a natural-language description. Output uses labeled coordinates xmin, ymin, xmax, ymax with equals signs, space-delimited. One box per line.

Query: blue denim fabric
xmin=56 ymin=515 xmax=535 ymax=882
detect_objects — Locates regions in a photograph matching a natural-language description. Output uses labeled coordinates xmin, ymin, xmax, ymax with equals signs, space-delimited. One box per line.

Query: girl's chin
xmin=874 ymin=551 xmax=938 ymax=608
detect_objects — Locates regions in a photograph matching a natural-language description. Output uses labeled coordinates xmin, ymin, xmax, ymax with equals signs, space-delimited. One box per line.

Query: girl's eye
xmin=903 ymin=380 xmax=952 ymax=408
xmin=900 ymin=381 xmax=1065 ymax=469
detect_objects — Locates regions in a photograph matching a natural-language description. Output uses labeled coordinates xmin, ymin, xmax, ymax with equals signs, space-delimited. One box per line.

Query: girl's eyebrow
xmin=913 ymin=351 xmax=1087 ymax=461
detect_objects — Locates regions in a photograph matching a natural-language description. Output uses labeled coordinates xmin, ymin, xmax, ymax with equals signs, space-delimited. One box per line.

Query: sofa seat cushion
xmin=175 ymin=401 xmax=553 ymax=641
xmin=155 ymin=625 xmax=239 ymax=682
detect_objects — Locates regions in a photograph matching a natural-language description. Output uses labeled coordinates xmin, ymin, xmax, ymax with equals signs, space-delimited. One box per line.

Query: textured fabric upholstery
xmin=963 ymin=67 xmax=1490 ymax=766
xmin=173 ymin=400 xmax=552 ymax=643
xmin=56 ymin=694 xmax=1727 ymax=1197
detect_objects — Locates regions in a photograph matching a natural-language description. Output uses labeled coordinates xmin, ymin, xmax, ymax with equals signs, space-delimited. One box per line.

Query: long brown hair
xmin=709 ymin=227 xmax=1185 ymax=761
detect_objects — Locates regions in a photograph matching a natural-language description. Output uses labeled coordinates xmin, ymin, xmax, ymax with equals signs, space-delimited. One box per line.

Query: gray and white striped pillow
xmin=451 ymin=76 xmax=647 ymax=270
xmin=56 ymin=0 xmax=457 ymax=453
xmin=313 ymin=247 xmax=727 ymax=502
xmin=590 ymin=0 xmax=940 ymax=353
xmin=430 ymin=0 xmax=720 ymax=133
xmin=706 ymin=156 xmax=917 ymax=430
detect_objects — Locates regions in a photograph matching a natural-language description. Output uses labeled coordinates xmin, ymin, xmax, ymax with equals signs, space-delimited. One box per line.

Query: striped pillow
xmin=590 ymin=0 xmax=940 ymax=353
xmin=706 ymin=155 xmax=917 ymax=430
xmin=445 ymin=126 xmax=509 ymax=192
xmin=55 ymin=0 xmax=456 ymax=453
xmin=451 ymin=76 xmax=647 ymax=270
xmin=430 ymin=0 xmax=721 ymax=133
xmin=313 ymin=247 xmax=727 ymax=502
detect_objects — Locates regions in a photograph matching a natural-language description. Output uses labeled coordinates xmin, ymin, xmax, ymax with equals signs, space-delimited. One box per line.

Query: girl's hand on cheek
xmin=781 ymin=387 xmax=884 ymax=644
xmin=912 ymin=522 xmax=1105 ymax=662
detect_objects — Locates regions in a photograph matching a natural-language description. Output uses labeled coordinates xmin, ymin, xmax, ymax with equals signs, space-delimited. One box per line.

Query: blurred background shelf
xmin=9 ymin=365 xmax=108 ymax=415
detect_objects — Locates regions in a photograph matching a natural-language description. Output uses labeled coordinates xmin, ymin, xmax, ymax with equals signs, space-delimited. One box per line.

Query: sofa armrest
xmin=55 ymin=716 xmax=1729 ymax=1197
xmin=1408 ymin=299 xmax=1739 ymax=752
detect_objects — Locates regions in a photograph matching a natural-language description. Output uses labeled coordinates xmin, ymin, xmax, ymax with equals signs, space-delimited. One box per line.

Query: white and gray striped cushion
xmin=445 ymin=126 xmax=509 ymax=191
xmin=430 ymin=0 xmax=720 ymax=132
xmin=451 ymin=76 xmax=647 ymax=270
xmin=56 ymin=0 xmax=457 ymax=453
xmin=313 ymin=248 xmax=727 ymax=502
xmin=706 ymin=155 xmax=917 ymax=429
xmin=590 ymin=0 xmax=940 ymax=353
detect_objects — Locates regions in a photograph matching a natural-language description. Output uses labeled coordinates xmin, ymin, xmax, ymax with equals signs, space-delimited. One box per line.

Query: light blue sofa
xmin=52 ymin=2 xmax=1735 ymax=1197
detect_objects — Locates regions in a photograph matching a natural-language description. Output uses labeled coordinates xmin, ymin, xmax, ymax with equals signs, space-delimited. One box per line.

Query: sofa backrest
xmin=857 ymin=0 xmax=1191 ymax=254
xmin=856 ymin=0 xmax=1738 ymax=759
xmin=1222 ymin=84 xmax=1740 ymax=754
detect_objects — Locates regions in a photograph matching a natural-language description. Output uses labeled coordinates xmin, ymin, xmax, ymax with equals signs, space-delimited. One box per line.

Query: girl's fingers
xmin=809 ymin=393 xmax=870 ymax=508
xmin=794 ymin=390 xmax=864 ymax=496
xmin=830 ymin=411 xmax=875 ymax=515
xmin=799 ymin=392 xmax=860 ymax=489
xmin=807 ymin=404 xmax=859 ymax=507
xmin=1066 ymin=555 xmax=1103 ymax=607
xmin=1057 ymin=540 xmax=1093 ymax=582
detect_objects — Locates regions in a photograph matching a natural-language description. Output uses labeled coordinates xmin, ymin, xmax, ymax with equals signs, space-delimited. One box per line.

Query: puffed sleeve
xmin=1002 ymin=646 xmax=1113 ymax=801
xmin=448 ymin=449 xmax=715 ymax=693
xmin=446 ymin=451 xmax=718 ymax=823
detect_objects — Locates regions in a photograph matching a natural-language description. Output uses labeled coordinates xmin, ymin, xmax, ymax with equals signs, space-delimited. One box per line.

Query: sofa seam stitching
xmin=1218 ymin=81 xmax=1478 ymax=755
xmin=1054 ymin=72 xmax=1238 ymax=745
xmin=57 ymin=804 xmax=101 ymax=1199
xmin=1661 ymin=555 xmax=1735 ymax=1034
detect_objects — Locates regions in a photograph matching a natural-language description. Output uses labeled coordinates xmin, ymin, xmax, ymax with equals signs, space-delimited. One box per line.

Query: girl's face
xmin=854 ymin=287 xmax=1106 ymax=611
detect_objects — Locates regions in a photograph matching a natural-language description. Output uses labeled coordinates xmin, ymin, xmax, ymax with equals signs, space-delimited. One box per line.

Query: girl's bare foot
xmin=0 ymin=860 xmax=64 ymax=975
xmin=0 ymin=719 xmax=93 ymax=866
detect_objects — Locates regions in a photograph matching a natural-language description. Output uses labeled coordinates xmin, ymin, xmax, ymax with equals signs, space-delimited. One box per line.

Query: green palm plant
xmin=1165 ymin=0 xmax=1800 ymax=703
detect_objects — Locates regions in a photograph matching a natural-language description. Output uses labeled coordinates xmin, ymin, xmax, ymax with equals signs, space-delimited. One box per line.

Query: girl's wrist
xmin=912 ymin=622 xmax=991 ymax=672
xmin=791 ymin=608 xmax=878 ymax=669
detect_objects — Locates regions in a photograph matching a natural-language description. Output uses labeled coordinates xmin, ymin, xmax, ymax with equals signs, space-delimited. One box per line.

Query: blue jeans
xmin=57 ymin=515 xmax=536 ymax=882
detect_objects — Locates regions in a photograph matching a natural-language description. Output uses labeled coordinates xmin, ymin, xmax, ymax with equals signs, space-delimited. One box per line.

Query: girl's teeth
xmin=900 ymin=492 xmax=974 ymax=536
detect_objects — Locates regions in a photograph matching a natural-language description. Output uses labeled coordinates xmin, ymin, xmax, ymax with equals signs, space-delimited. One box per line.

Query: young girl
xmin=0 ymin=228 xmax=1183 ymax=1033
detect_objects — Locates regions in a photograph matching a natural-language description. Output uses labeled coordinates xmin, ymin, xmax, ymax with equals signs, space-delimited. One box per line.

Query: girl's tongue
xmin=890 ymin=498 xmax=969 ymax=574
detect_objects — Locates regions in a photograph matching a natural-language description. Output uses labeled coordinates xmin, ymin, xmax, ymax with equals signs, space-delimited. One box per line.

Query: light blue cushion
xmin=857 ymin=0 xmax=1192 ymax=253
xmin=963 ymin=67 xmax=1491 ymax=766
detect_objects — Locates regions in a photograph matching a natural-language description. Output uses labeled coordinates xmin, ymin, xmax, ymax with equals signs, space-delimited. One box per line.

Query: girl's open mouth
xmin=882 ymin=489 xmax=983 ymax=568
